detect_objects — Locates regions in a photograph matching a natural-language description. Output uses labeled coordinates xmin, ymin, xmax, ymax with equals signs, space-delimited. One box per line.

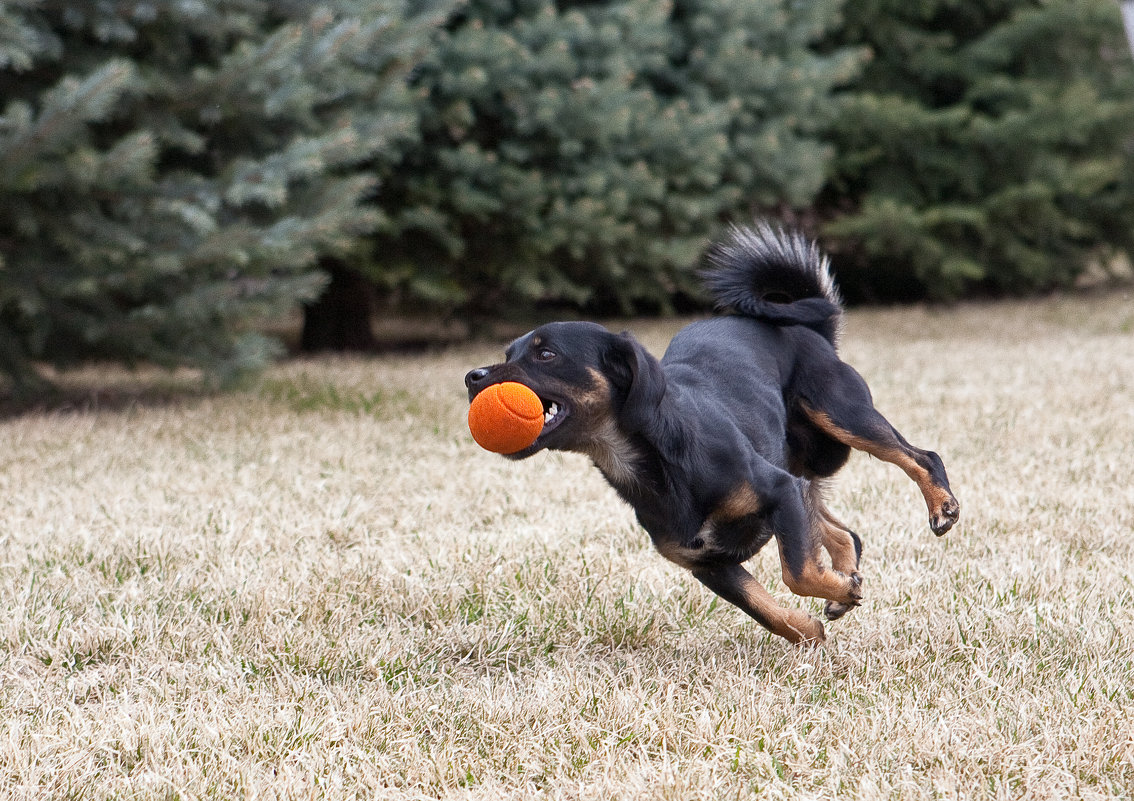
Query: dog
xmin=464 ymin=224 xmax=959 ymax=644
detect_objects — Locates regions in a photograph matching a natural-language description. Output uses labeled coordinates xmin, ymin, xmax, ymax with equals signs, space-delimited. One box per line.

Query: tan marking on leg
xmin=656 ymin=486 xmax=761 ymax=569
xmin=713 ymin=484 xmax=762 ymax=522
xmin=734 ymin=570 xmax=825 ymax=644
xmin=807 ymin=482 xmax=858 ymax=576
xmin=802 ymin=406 xmax=955 ymax=525
xmin=801 ymin=481 xmax=864 ymax=620
xmin=819 ymin=515 xmax=858 ymax=576
xmin=777 ymin=539 xmax=862 ymax=607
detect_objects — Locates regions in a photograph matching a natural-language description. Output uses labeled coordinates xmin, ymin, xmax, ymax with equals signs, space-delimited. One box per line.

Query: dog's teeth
xmin=544 ymin=403 xmax=559 ymax=424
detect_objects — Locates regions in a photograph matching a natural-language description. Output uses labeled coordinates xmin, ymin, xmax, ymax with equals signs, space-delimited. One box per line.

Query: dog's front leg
xmin=691 ymin=562 xmax=825 ymax=645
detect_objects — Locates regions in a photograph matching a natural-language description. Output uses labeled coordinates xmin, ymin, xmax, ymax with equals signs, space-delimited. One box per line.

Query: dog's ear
xmin=604 ymin=331 xmax=666 ymax=432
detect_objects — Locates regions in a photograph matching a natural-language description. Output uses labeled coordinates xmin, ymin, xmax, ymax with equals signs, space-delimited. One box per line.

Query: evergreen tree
xmin=368 ymin=0 xmax=854 ymax=323
xmin=661 ymin=0 xmax=860 ymax=209
xmin=818 ymin=0 xmax=1134 ymax=301
xmin=0 ymin=1 xmax=444 ymax=394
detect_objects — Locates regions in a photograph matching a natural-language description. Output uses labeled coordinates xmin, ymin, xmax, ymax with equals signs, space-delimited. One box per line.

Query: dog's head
xmin=464 ymin=322 xmax=665 ymax=461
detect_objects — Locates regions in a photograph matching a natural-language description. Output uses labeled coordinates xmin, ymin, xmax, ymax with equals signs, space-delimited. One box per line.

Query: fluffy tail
xmin=701 ymin=223 xmax=844 ymax=346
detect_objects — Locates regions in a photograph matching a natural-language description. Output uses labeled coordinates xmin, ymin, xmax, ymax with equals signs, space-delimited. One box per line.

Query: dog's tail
xmin=701 ymin=223 xmax=843 ymax=346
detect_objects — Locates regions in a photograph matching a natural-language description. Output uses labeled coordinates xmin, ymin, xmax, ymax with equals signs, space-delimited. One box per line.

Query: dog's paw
xmin=931 ymin=496 xmax=960 ymax=536
xmin=790 ymin=618 xmax=827 ymax=646
xmin=825 ymin=572 xmax=863 ymax=620
xmin=824 ymin=601 xmax=851 ymax=620
xmin=779 ymin=607 xmax=827 ymax=645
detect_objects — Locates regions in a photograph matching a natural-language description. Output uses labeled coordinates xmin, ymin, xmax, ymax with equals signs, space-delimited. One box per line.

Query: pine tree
xmin=368 ymin=0 xmax=854 ymax=323
xmin=0 ymin=0 xmax=444 ymax=394
xmin=818 ymin=0 xmax=1134 ymax=301
xmin=661 ymin=0 xmax=861 ymax=209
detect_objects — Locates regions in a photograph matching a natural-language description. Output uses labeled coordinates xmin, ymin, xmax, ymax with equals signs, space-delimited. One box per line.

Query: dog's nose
xmin=464 ymin=367 xmax=491 ymax=390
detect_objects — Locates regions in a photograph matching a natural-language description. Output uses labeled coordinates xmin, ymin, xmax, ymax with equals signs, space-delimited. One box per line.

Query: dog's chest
xmin=581 ymin=418 xmax=641 ymax=489
xmin=582 ymin=427 xmax=704 ymax=542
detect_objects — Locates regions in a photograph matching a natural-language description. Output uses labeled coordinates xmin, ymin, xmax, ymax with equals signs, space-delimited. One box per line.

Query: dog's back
xmin=657 ymin=224 xmax=850 ymax=466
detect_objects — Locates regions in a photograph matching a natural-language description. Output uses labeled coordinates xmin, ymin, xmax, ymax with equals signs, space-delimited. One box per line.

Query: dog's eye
xmin=536 ymin=348 xmax=557 ymax=362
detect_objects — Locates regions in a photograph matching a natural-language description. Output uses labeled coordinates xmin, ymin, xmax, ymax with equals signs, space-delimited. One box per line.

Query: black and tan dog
xmin=465 ymin=225 xmax=959 ymax=644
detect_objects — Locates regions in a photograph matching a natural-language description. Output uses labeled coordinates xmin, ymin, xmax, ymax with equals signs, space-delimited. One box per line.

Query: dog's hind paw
xmin=824 ymin=601 xmax=852 ymax=620
xmin=930 ymin=496 xmax=960 ymax=536
xmin=824 ymin=572 xmax=862 ymax=621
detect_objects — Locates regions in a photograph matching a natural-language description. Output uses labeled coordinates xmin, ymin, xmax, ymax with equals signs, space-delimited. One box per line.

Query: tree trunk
xmin=300 ymin=259 xmax=378 ymax=352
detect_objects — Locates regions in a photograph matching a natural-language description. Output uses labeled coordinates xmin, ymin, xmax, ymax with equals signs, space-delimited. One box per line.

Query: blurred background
xmin=2 ymin=0 xmax=1133 ymax=398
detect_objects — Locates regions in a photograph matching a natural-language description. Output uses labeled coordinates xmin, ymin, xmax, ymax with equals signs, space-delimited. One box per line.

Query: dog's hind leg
xmin=798 ymin=362 xmax=960 ymax=536
xmin=807 ymin=482 xmax=863 ymax=621
xmin=692 ymin=563 xmax=825 ymax=644
xmin=807 ymin=481 xmax=862 ymax=575
xmin=757 ymin=471 xmax=864 ymax=616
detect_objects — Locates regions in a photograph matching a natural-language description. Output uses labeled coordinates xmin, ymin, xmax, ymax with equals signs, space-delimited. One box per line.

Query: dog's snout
xmin=465 ymin=367 xmax=491 ymax=391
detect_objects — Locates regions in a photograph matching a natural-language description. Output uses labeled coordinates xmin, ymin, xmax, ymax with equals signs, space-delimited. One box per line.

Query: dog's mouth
xmin=500 ymin=391 xmax=569 ymax=459
xmin=539 ymin=395 xmax=569 ymax=435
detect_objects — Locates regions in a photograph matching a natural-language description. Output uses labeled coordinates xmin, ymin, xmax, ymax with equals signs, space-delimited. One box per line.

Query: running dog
xmin=464 ymin=225 xmax=960 ymax=644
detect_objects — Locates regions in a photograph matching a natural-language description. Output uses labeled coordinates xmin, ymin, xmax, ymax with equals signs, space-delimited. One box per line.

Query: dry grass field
xmin=1 ymin=293 xmax=1132 ymax=800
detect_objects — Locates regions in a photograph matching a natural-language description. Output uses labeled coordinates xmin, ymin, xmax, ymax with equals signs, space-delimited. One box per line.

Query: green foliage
xmin=819 ymin=0 xmax=1134 ymax=301
xmin=0 ymin=0 xmax=445 ymax=393
xmin=664 ymin=0 xmax=861 ymax=208
xmin=6 ymin=0 xmax=1131 ymax=389
xmin=371 ymin=0 xmax=855 ymax=318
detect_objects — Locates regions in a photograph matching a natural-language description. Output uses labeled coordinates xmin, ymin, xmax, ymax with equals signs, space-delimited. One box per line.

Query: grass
xmin=1 ymin=292 xmax=1133 ymax=799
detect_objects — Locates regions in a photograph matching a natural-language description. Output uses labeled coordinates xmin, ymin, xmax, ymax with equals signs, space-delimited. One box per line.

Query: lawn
xmin=1 ymin=294 xmax=1132 ymax=799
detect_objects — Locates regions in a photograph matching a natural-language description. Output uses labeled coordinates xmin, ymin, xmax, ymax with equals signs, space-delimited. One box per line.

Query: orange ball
xmin=467 ymin=382 xmax=545 ymax=454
